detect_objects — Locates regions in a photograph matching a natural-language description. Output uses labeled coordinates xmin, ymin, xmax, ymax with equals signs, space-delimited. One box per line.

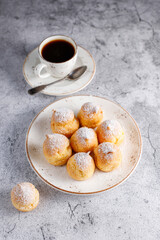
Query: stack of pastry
xmin=11 ymin=102 xmax=125 ymax=212
xmin=43 ymin=102 xmax=124 ymax=181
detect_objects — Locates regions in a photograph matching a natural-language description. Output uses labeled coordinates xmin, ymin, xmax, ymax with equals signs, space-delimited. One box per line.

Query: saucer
xmin=23 ymin=46 xmax=96 ymax=96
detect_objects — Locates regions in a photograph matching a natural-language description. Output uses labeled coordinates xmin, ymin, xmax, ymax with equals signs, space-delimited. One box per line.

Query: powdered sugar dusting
xmin=53 ymin=108 xmax=74 ymax=123
xmin=12 ymin=182 xmax=35 ymax=205
xmin=98 ymin=142 xmax=115 ymax=154
xmin=76 ymin=127 xmax=96 ymax=144
xmin=98 ymin=142 xmax=116 ymax=163
xmin=101 ymin=120 xmax=122 ymax=136
xmin=82 ymin=102 xmax=100 ymax=116
xmin=74 ymin=152 xmax=92 ymax=170
xmin=45 ymin=134 xmax=68 ymax=153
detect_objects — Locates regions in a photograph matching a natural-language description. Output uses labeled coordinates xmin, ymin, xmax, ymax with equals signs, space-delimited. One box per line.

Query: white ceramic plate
xmin=26 ymin=95 xmax=142 ymax=195
xmin=23 ymin=46 xmax=95 ymax=96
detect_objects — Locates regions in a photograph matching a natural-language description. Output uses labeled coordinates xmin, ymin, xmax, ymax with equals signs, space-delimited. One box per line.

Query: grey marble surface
xmin=0 ymin=0 xmax=160 ymax=239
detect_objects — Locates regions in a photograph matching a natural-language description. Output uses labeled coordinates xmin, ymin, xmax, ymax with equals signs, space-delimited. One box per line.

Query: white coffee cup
xmin=35 ymin=35 xmax=77 ymax=78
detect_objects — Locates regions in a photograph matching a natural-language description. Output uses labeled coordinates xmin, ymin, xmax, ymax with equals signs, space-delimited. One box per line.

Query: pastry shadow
xmin=0 ymin=189 xmax=18 ymax=216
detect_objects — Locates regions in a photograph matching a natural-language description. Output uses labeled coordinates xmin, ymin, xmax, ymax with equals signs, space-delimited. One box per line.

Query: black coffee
xmin=42 ymin=40 xmax=75 ymax=63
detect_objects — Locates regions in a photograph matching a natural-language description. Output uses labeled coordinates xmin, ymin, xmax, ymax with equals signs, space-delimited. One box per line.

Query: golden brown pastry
xmin=78 ymin=102 xmax=103 ymax=128
xmin=70 ymin=127 xmax=98 ymax=152
xmin=67 ymin=152 xmax=95 ymax=180
xmin=93 ymin=142 xmax=122 ymax=172
xmin=43 ymin=134 xmax=72 ymax=165
xmin=11 ymin=182 xmax=39 ymax=212
xmin=51 ymin=108 xmax=79 ymax=138
xmin=96 ymin=120 xmax=124 ymax=145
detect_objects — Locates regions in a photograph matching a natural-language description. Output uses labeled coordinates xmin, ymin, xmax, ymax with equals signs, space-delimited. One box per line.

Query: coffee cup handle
xmin=34 ymin=63 xmax=50 ymax=78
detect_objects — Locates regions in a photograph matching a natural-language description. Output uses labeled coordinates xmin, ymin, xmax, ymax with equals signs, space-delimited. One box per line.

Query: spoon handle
xmin=28 ymin=75 xmax=68 ymax=95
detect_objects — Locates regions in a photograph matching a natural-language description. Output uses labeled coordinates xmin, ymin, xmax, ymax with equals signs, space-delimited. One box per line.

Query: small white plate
xmin=26 ymin=95 xmax=142 ymax=195
xmin=23 ymin=46 xmax=95 ymax=96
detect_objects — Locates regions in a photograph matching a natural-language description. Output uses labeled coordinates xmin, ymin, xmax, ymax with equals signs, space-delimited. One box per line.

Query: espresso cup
xmin=35 ymin=35 xmax=77 ymax=78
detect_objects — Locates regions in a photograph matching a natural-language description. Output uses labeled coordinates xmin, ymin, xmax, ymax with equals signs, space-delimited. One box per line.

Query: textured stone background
xmin=0 ymin=0 xmax=160 ymax=239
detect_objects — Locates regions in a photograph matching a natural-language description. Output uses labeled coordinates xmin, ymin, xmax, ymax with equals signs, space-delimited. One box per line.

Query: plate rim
xmin=25 ymin=95 xmax=142 ymax=195
xmin=23 ymin=46 xmax=96 ymax=96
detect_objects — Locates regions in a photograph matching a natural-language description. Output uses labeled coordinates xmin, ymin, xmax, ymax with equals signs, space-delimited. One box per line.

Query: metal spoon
xmin=28 ymin=65 xmax=87 ymax=95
